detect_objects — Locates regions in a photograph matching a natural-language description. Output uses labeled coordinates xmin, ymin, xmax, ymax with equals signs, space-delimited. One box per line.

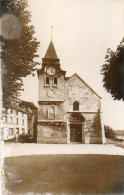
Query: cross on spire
xmin=51 ymin=26 xmax=53 ymax=41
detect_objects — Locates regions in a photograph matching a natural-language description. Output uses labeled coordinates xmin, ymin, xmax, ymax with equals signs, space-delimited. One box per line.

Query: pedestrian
xmin=15 ymin=132 xmax=19 ymax=143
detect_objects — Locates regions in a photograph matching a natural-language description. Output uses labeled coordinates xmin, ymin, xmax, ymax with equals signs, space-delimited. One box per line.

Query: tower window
xmin=10 ymin=117 xmax=13 ymax=123
xmin=22 ymin=119 xmax=24 ymax=126
xmin=5 ymin=116 xmax=7 ymax=123
xmin=16 ymin=118 xmax=18 ymax=125
xmin=45 ymin=76 xmax=50 ymax=86
xmin=73 ymin=101 xmax=79 ymax=111
xmin=53 ymin=77 xmax=57 ymax=86
xmin=48 ymin=106 xmax=55 ymax=119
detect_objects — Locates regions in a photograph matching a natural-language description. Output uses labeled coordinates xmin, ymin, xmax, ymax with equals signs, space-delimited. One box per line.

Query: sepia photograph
xmin=1 ymin=0 xmax=124 ymax=194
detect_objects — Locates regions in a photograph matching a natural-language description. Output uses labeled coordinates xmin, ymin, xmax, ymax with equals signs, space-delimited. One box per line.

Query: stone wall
xmin=64 ymin=74 xmax=101 ymax=112
xmin=83 ymin=113 xmax=102 ymax=144
xmin=37 ymin=122 xmax=67 ymax=143
xmin=64 ymin=74 xmax=102 ymax=144
xmin=38 ymin=102 xmax=64 ymax=121
xmin=38 ymin=73 xmax=64 ymax=101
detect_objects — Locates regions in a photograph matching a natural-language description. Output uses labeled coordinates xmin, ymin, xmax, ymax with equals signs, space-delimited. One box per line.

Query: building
xmin=19 ymin=101 xmax=38 ymax=141
xmin=2 ymin=107 xmax=28 ymax=140
xmin=37 ymin=41 xmax=105 ymax=144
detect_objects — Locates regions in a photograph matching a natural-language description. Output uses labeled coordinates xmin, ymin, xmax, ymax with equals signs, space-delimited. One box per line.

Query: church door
xmin=70 ymin=124 xmax=82 ymax=142
xmin=69 ymin=113 xmax=84 ymax=143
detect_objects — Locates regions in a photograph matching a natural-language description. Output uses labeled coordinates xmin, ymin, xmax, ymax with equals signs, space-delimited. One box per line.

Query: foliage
xmin=19 ymin=133 xmax=30 ymax=143
xmin=91 ymin=111 xmax=102 ymax=136
xmin=101 ymin=38 xmax=124 ymax=100
xmin=104 ymin=125 xmax=117 ymax=141
xmin=19 ymin=100 xmax=38 ymax=110
xmin=1 ymin=0 xmax=40 ymax=108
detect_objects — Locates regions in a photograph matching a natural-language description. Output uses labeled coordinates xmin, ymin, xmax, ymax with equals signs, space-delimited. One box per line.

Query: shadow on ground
xmin=3 ymin=154 xmax=124 ymax=194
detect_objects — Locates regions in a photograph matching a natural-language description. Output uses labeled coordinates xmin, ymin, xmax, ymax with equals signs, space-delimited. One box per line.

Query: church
xmin=37 ymin=41 xmax=105 ymax=144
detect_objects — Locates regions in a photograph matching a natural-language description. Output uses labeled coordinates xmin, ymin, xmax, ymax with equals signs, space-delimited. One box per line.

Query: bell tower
xmin=37 ymin=41 xmax=67 ymax=143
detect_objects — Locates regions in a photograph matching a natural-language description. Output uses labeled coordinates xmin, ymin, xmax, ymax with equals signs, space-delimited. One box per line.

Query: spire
xmin=44 ymin=41 xmax=58 ymax=59
xmin=51 ymin=26 xmax=53 ymax=41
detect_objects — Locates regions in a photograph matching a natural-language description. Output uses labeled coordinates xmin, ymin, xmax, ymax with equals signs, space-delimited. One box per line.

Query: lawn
xmin=3 ymin=155 xmax=124 ymax=194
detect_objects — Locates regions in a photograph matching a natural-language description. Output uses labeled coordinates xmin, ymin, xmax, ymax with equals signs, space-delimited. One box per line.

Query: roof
xmin=65 ymin=77 xmax=70 ymax=81
xmin=16 ymin=107 xmax=28 ymax=113
xmin=4 ymin=105 xmax=28 ymax=114
xmin=66 ymin=73 xmax=102 ymax=99
xmin=19 ymin=101 xmax=38 ymax=110
xmin=44 ymin=41 xmax=58 ymax=59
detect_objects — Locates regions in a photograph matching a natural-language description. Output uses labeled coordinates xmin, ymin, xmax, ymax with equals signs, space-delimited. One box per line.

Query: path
xmin=3 ymin=143 xmax=124 ymax=157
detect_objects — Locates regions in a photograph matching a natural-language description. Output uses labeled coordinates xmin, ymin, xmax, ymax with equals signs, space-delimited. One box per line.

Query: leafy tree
xmin=104 ymin=125 xmax=117 ymax=141
xmin=1 ymin=0 xmax=40 ymax=108
xmin=101 ymin=38 xmax=124 ymax=100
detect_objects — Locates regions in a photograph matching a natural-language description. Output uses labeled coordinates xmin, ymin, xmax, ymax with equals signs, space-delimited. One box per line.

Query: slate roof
xmin=44 ymin=41 xmax=58 ymax=59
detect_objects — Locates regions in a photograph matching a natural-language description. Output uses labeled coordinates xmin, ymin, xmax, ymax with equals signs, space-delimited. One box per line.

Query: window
xmin=16 ymin=128 xmax=19 ymax=134
xmin=5 ymin=116 xmax=7 ymax=123
xmin=45 ymin=76 xmax=50 ymax=86
xmin=22 ymin=112 xmax=24 ymax=117
xmin=10 ymin=117 xmax=13 ymax=123
xmin=53 ymin=77 xmax=57 ymax=86
xmin=9 ymin=128 xmax=14 ymax=135
xmin=16 ymin=118 xmax=18 ymax=125
xmin=22 ymin=128 xmax=25 ymax=134
xmin=48 ymin=106 xmax=55 ymax=119
xmin=16 ymin=110 xmax=18 ymax=115
xmin=22 ymin=119 xmax=24 ymax=126
xmin=73 ymin=101 xmax=79 ymax=111
xmin=11 ymin=109 xmax=13 ymax=114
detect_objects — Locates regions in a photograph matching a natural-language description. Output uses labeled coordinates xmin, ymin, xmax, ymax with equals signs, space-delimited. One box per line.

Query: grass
xmin=4 ymin=154 xmax=124 ymax=194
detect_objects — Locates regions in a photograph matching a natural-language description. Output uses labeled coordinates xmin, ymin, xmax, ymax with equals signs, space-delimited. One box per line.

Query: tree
xmin=91 ymin=111 xmax=102 ymax=136
xmin=104 ymin=125 xmax=117 ymax=141
xmin=101 ymin=38 xmax=124 ymax=100
xmin=1 ymin=0 xmax=40 ymax=108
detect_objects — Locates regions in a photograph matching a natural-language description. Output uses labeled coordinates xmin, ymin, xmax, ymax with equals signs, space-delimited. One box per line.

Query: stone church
xmin=37 ymin=41 xmax=105 ymax=144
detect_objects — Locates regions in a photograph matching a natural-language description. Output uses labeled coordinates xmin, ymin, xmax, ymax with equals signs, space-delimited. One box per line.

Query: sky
xmin=21 ymin=0 xmax=124 ymax=130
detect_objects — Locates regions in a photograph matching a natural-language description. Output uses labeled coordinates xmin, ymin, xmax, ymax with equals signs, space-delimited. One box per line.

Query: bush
xmin=91 ymin=112 xmax=102 ymax=136
xmin=18 ymin=133 xmax=30 ymax=143
xmin=104 ymin=126 xmax=117 ymax=141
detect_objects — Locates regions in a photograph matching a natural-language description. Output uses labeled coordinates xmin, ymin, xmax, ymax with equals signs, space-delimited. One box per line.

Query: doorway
xmin=70 ymin=124 xmax=82 ymax=142
xmin=69 ymin=113 xmax=85 ymax=143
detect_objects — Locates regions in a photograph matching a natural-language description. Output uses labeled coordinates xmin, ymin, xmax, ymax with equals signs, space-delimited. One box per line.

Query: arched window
xmin=45 ymin=77 xmax=50 ymax=85
xmin=48 ymin=106 xmax=55 ymax=119
xmin=73 ymin=101 xmax=79 ymax=111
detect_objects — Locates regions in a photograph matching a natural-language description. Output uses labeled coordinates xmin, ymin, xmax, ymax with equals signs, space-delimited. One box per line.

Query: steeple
xmin=42 ymin=41 xmax=60 ymax=68
xmin=44 ymin=41 xmax=58 ymax=59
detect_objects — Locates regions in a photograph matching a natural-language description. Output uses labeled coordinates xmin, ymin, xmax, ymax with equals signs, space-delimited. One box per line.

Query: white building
xmin=1 ymin=107 xmax=28 ymax=140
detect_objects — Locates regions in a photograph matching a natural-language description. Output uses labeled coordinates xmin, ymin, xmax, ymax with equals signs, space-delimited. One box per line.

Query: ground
xmin=115 ymin=142 xmax=124 ymax=149
xmin=2 ymin=143 xmax=124 ymax=194
xmin=3 ymin=154 xmax=124 ymax=194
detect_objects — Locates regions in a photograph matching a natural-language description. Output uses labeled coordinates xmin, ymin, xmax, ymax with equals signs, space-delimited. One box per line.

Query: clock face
xmin=47 ymin=67 xmax=56 ymax=75
xmin=47 ymin=90 xmax=55 ymax=98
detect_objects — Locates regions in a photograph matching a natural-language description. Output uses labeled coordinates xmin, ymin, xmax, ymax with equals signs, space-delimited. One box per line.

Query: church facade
xmin=37 ymin=41 xmax=105 ymax=144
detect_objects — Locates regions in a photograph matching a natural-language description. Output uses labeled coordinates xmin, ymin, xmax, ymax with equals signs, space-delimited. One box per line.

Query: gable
xmin=65 ymin=73 xmax=101 ymax=99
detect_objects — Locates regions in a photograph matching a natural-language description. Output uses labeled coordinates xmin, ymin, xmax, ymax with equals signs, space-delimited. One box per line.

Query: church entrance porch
xmin=67 ymin=112 xmax=85 ymax=144
xmin=70 ymin=124 xmax=82 ymax=142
